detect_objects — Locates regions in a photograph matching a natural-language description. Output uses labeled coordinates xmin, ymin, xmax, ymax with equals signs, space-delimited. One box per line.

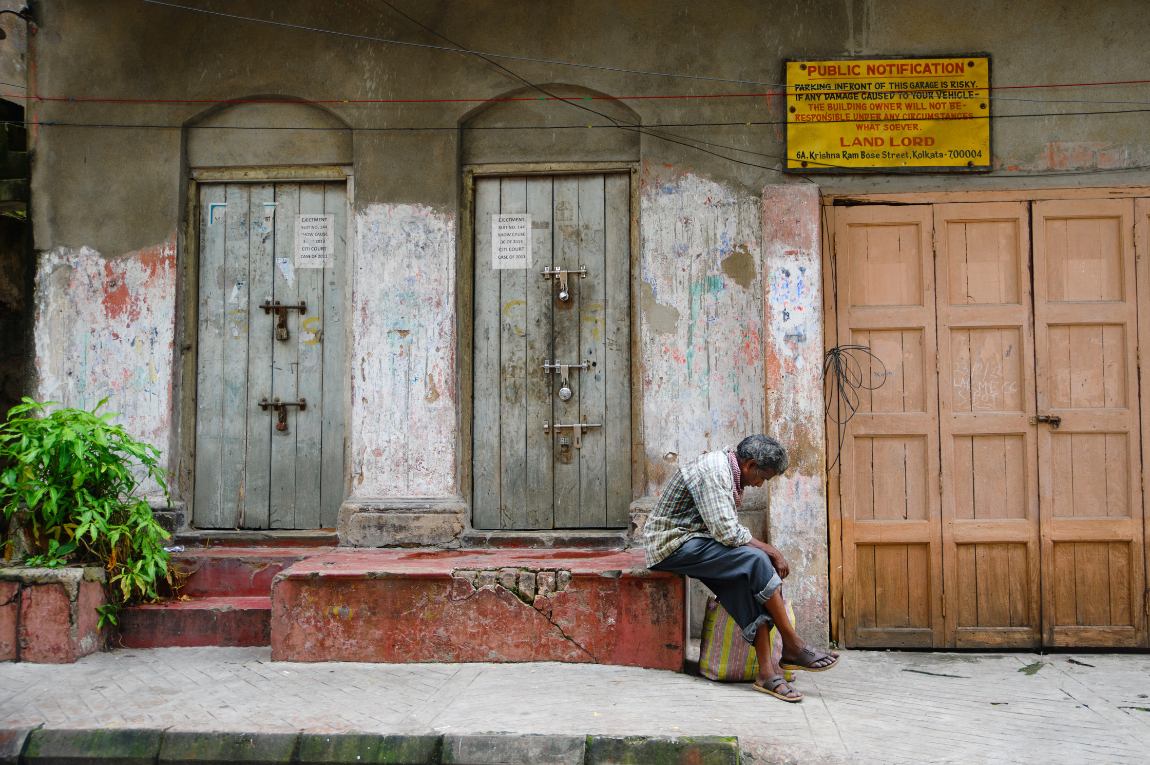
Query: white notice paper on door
xmin=295 ymin=214 xmax=335 ymax=268
xmin=492 ymin=213 xmax=532 ymax=269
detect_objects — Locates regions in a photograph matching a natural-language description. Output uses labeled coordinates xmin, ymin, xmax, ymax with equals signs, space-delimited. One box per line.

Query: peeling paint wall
xmin=351 ymin=204 xmax=457 ymax=498
xmin=33 ymin=242 xmax=177 ymax=492
xmin=639 ymin=166 xmax=768 ymax=510
xmin=762 ymin=185 xmax=827 ymax=645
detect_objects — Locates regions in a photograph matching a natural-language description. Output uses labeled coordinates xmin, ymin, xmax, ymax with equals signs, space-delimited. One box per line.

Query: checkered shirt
xmin=643 ymin=447 xmax=753 ymax=567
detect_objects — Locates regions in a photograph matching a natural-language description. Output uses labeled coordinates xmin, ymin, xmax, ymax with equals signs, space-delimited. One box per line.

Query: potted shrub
xmin=0 ymin=397 xmax=176 ymax=628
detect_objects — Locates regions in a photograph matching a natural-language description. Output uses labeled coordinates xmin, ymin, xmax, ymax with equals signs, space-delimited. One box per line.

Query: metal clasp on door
xmin=542 ymin=360 xmax=593 ymax=401
xmin=541 ymin=266 xmax=587 ymax=302
xmin=543 ymin=421 xmax=602 ymax=449
xmin=261 ymin=300 xmax=306 ymax=341
xmin=1030 ymin=414 xmax=1062 ymax=428
xmin=260 ymin=397 xmax=307 ymax=432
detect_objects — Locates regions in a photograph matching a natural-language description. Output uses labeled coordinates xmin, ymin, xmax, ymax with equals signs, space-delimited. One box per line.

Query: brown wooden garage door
xmin=829 ymin=199 xmax=1147 ymax=650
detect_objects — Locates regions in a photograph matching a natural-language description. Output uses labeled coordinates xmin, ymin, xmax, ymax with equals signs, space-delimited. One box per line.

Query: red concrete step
xmin=119 ymin=596 xmax=271 ymax=648
xmin=271 ymin=549 xmax=684 ymax=669
xmin=171 ymin=547 xmax=331 ymax=598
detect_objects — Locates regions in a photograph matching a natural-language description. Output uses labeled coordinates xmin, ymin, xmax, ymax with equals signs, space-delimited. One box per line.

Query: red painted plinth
xmin=119 ymin=596 xmax=271 ymax=648
xmin=271 ymin=549 xmax=683 ymax=669
xmin=18 ymin=581 xmax=105 ymax=663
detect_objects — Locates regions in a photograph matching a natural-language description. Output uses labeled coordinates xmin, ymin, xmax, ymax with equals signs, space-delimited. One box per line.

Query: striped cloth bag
xmin=698 ymin=595 xmax=796 ymax=682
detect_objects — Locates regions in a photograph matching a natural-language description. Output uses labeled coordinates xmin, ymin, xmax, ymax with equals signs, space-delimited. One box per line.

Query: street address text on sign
xmin=492 ymin=213 xmax=532 ymax=269
xmin=786 ymin=57 xmax=990 ymax=172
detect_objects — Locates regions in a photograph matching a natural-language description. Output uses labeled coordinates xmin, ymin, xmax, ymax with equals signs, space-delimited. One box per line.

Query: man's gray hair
xmin=736 ymin=434 xmax=788 ymax=475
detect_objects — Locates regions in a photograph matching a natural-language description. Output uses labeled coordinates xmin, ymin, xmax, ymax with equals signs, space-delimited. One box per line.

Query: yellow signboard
xmin=786 ymin=57 xmax=990 ymax=172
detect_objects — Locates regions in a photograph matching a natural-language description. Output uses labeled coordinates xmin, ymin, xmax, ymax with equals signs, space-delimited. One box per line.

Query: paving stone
xmin=2 ymin=647 xmax=1148 ymax=764
xmin=442 ymin=734 xmax=584 ymax=765
xmin=297 ymin=733 xmax=439 ymax=764
xmin=159 ymin=731 xmax=297 ymax=765
xmin=24 ymin=727 xmax=164 ymax=765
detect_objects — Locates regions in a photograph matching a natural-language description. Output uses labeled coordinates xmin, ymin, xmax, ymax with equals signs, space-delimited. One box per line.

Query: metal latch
xmin=543 ymin=360 xmax=592 ymax=401
xmin=541 ymin=266 xmax=587 ymax=302
xmin=1030 ymin=414 xmax=1062 ymax=428
xmin=543 ymin=421 xmax=602 ymax=449
xmin=261 ymin=300 xmax=306 ymax=341
xmin=260 ymin=397 xmax=307 ymax=432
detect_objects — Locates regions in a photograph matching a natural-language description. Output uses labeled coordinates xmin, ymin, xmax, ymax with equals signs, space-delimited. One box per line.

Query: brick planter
xmin=0 ymin=566 xmax=106 ymax=663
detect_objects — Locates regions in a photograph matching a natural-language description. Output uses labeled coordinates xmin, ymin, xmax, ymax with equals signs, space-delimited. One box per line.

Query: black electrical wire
xmin=823 ymin=344 xmax=887 ymax=473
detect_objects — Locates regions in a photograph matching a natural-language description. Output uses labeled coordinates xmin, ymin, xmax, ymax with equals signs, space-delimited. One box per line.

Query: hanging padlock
xmin=558 ymin=364 xmax=572 ymax=401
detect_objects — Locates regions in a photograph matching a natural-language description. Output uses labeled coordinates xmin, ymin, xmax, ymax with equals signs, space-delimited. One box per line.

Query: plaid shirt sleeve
xmin=685 ymin=452 xmax=752 ymax=548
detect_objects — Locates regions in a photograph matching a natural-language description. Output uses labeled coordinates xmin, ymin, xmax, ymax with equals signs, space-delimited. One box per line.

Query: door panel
xmin=935 ymin=202 xmax=1040 ymax=649
xmin=836 ymin=205 xmax=944 ymax=648
xmin=1033 ymin=199 xmax=1145 ymax=648
xmin=472 ymin=174 xmax=631 ymax=530
xmin=194 ymin=181 xmax=347 ymax=530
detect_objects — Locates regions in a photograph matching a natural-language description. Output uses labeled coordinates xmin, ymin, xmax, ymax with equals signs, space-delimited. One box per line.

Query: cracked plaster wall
xmin=32 ymin=241 xmax=177 ymax=494
xmin=351 ymin=203 xmax=457 ymax=498
xmin=639 ymin=167 xmax=769 ymax=517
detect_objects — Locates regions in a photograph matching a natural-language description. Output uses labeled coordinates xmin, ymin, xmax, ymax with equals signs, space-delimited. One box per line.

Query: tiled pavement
xmin=2 ymin=647 xmax=1149 ymax=764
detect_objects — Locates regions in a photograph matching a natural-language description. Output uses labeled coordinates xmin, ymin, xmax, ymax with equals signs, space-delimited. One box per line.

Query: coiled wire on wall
xmin=823 ymin=344 xmax=887 ymax=472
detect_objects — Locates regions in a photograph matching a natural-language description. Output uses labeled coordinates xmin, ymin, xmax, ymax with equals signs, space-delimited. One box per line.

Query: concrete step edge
xmin=5 ymin=728 xmax=741 ymax=765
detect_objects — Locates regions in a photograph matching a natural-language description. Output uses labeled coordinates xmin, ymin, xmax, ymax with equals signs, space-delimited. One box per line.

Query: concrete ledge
xmin=587 ymin=736 xmax=740 ymax=765
xmin=158 ymin=732 xmax=297 ymax=765
xmin=6 ymin=731 xmax=739 ymax=765
xmin=0 ymin=568 xmax=106 ymax=663
xmin=24 ymin=727 xmax=164 ymax=765
xmin=443 ymin=735 xmax=584 ymax=765
xmin=337 ymin=497 xmax=468 ymax=548
xmin=297 ymin=733 xmax=440 ymax=764
xmin=461 ymin=530 xmax=627 ymax=550
xmin=0 ymin=729 xmax=34 ymax=765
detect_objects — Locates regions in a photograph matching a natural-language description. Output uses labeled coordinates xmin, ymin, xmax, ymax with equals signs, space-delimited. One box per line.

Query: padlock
xmin=275 ymin=325 xmax=289 ymax=341
xmin=558 ymin=384 xmax=572 ymax=401
xmin=559 ymin=436 xmax=570 ymax=448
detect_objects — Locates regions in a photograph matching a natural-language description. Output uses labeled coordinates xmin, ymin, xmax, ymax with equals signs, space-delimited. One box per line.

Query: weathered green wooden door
xmin=473 ymin=174 xmax=631 ymax=530
xmin=194 ymin=182 xmax=347 ymax=529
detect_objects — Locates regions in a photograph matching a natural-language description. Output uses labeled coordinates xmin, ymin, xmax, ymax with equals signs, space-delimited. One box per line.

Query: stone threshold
xmin=3 ymin=728 xmax=739 ymax=765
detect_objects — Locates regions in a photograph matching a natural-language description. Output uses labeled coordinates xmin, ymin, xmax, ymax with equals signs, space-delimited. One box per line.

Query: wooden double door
xmin=472 ymin=174 xmax=631 ymax=530
xmin=193 ymin=182 xmax=347 ymax=530
xmin=832 ymin=198 xmax=1150 ymax=649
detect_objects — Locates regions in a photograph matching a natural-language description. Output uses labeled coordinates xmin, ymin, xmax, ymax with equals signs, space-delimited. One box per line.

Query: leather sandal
xmin=752 ymin=674 xmax=803 ymax=702
xmin=780 ymin=645 xmax=840 ymax=673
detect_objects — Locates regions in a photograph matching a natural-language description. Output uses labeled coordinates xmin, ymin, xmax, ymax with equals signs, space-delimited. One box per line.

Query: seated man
xmin=645 ymin=434 xmax=838 ymax=702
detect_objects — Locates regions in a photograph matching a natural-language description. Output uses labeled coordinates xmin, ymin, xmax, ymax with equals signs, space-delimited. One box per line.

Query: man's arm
xmin=745 ymin=537 xmax=790 ymax=579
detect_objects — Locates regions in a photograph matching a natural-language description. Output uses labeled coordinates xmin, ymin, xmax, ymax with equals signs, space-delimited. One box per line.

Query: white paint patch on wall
xmin=351 ymin=204 xmax=456 ymax=497
xmin=762 ymin=184 xmax=828 ymax=645
xmin=640 ymin=167 xmax=766 ymax=500
xmin=33 ymin=242 xmax=178 ymax=488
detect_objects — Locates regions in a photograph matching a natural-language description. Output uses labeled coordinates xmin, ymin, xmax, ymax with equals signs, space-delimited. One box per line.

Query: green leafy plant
xmin=0 ymin=397 xmax=176 ymax=627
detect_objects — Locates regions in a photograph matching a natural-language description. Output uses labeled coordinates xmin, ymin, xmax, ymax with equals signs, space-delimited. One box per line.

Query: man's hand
xmin=748 ymin=538 xmax=790 ymax=579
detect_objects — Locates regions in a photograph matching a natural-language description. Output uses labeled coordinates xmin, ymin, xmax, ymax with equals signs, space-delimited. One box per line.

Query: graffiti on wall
xmin=352 ymin=204 xmax=456 ymax=497
xmin=33 ymin=242 xmax=177 ymax=489
xmin=639 ymin=167 xmax=766 ymax=497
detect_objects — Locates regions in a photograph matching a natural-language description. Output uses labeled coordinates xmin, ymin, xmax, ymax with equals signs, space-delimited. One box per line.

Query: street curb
xmin=24 ymin=727 xmax=165 ymax=765
xmin=1 ymin=730 xmax=739 ymax=765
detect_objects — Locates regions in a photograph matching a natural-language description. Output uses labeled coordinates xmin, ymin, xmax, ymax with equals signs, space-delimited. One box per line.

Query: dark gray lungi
xmin=651 ymin=537 xmax=783 ymax=643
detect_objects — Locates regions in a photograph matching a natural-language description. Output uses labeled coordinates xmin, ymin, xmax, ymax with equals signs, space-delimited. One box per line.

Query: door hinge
xmin=932 ymin=228 xmax=937 ymax=252
xmin=941 ymin=599 xmax=946 ymax=618
xmin=833 ymin=233 xmax=838 ymax=255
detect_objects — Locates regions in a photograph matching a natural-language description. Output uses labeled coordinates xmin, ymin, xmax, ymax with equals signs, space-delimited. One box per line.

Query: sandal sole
xmin=751 ymin=683 xmax=803 ymax=703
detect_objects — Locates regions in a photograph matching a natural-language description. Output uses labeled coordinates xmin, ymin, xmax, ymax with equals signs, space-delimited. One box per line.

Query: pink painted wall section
xmin=762 ymin=184 xmax=829 ymax=645
xmin=639 ymin=167 xmax=766 ymax=501
xmin=351 ymin=204 xmax=457 ymax=497
xmin=33 ymin=242 xmax=177 ymax=482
